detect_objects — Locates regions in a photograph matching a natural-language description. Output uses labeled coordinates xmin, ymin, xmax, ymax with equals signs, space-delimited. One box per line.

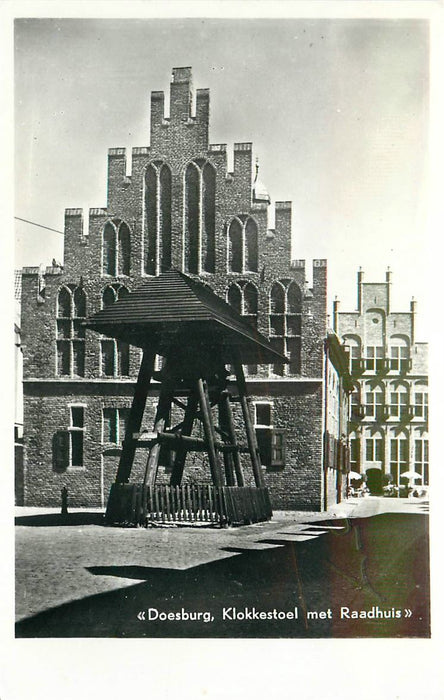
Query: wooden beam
xmin=171 ymin=397 xmax=187 ymax=412
xmin=143 ymin=385 xmax=173 ymax=487
xmin=233 ymin=359 xmax=265 ymax=488
xmin=218 ymin=396 xmax=237 ymax=486
xmin=170 ymin=393 xmax=198 ymax=487
xmin=197 ymin=377 xmax=224 ymax=487
xmin=133 ymin=432 xmax=251 ymax=453
xmin=114 ymin=350 xmax=155 ymax=484
xmin=220 ymin=391 xmax=245 ymax=487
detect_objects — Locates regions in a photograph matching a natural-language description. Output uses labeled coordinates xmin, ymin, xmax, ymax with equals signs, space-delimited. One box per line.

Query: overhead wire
xmin=15 ymin=217 xmax=64 ymax=235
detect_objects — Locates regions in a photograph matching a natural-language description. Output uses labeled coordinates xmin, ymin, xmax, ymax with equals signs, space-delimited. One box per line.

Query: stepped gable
xmin=85 ymin=268 xmax=287 ymax=365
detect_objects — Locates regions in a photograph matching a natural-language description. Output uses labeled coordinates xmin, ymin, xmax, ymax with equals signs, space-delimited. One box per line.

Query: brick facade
xmin=21 ymin=67 xmax=350 ymax=511
xmin=334 ymin=268 xmax=428 ymax=493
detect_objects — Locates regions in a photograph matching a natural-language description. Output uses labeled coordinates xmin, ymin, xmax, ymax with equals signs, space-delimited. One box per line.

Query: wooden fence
xmin=105 ymin=483 xmax=272 ymax=527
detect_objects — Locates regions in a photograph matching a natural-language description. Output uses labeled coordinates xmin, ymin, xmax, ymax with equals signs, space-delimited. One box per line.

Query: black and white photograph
xmin=5 ymin=0 xmax=442 ymax=696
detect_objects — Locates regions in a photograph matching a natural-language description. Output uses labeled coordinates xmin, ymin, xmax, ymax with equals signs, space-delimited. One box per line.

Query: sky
xmin=14 ymin=15 xmax=431 ymax=337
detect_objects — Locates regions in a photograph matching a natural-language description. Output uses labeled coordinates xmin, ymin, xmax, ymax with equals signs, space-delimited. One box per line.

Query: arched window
xmin=73 ymin=287 xmax=86 ymax=317
xmin=243 ymin=282 xmax=258 ymax=325
xmin=56 ymin=285 xmax=86 ymax=377
xmin=227 ymin=216 xmax=258 ymax=273
xmin=185 ymin=159 xmax=216 ymax=274
xmin=118 ymin=222 xmax=131 ymax=276
xmin=227 ymin=281 xmax=259 ymax=375
xmin=102 ymin=219 xmax=131 ymax=276
xmin=269 ymin=280 xmax=302 ymax=376
xmin=100 ymin=285 xmax=130 ymax=376
xmin=226 ymin=281 xmax=258 ymax=328
xmin=101 ymin=283 xmax=129 ymax=308
xmin=228 ymin=219 xmax=243 ymax=273
xmin=227 ymin=283 xmax=242 ymax=315
xmin=57 ymin=286 xmax=71 ymax=318
xmin=245 ymin=218 xmax=258 ymax=272
xmin=102 ymin=286 xmax=116 ymax=308
xmin=145 ymin=162 xmax=172 ymax=275
xmin=103 ymin=223 xmax=116 ymax=276
xmin=202 ymin=162 xmax=216 ymax=272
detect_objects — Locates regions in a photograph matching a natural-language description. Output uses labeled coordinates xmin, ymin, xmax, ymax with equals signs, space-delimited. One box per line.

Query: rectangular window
xmin=271 ymin=429 xmax=286 ymax=467
xmin=254 ymin=403 xmax=272 ymax=427
xmin=366 ymin=438 xmax=383 ymax=461
xmin=103 ymin=408 xmax=118 ymax=443
xmin=350 ymin=438 xmax=359 ymax=465
xmin=73 ymin=341 xmax=85 ymax=377
xmin=390 ymin=392 xmax=409 ymax=419
xmin=119 ymin=408 xmax=130 ymax=441
xmin=256 ymin=428 xmax=286 ymax=468
xmin=69 ymin=406 xmax=84 ymax=468
xmin=286 ymin=315 xmax=301 ymax=336
xmin=270 ymin=315 xmax=285 ymax=336
xmin=71 ymin=431 xmax=83 ymax=467
xmin=390 ymin=346 xmax=410 ymax=372
xmin=390 ymin=438 xmax=408 ymax=484
xmin=73 ymin=319 xmax=86 ymax=339
xmin=287 ymin=337 xmax=301 ymax=375
xmin=414 ymin=392 xmax=428 ymax=421
xmin=101 ymin=340 xmax=115 ymax=376
xmin=350 ymin=346 xmax=360 ymax=373
xmin=365 ymin=346 xmax=384 ymax=371
xmin=269 ymin=337 xmax=285 ymax=376
xmin=102 ymin=407 xmax=130 ymax=444
xmin=57 ymin=319 xmax=71 ymax=339
xmin=57 ymin=340 xmax=71 ymax=376
xmin=365 ymin=392 xmax=383 ymax=419
xmin=414 ymin=439 xmax=429 ymax=483
xmin=400 ymin=347 xmax=410 ymax=372
xmin=118 ymin=342 xmax=130 ymax=376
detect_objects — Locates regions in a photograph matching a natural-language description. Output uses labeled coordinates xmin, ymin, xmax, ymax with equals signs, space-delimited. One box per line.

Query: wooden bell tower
xmin=86 ymin=270 xmax=288 ymax=526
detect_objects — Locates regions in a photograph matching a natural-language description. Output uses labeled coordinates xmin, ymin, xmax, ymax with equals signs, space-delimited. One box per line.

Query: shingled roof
xmin=85 ymin=269 xmax=287 ymax=366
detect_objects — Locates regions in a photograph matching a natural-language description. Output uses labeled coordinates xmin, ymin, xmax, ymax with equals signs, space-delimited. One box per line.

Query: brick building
xmin=15 ymin=270 xmax=24 ymax=504
xmin=20 ymin=67 xmax=351 ymax=511
xmin=333 ymin=268 xmax=428 ymax=493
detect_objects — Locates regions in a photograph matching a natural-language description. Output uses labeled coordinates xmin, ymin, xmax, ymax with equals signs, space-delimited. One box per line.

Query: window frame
xmin=268 ymin=280 xmax=302 ymax=376
xmin=56 ymin=284 xmax=86 ymax=378
xmin=184 ymin=159 xmax=217 ymax=275
xmin=102 ymin=219 xmax=131 ymax=277
xmin=102 ymin=407 xmax=130 ymax=445
xmin=68 ymin=404 xmax=86 ymax=469
xmin=226 ymin=215 xmax=259 ymax=274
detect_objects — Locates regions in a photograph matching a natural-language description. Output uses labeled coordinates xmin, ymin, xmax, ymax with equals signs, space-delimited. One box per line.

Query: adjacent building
xmin=15 ymin=269 xmax=24 ymax=504
xmin=20 ymin=67 xmax=351 ymax=512
xmin=333 ymin=268 xmax=428 ymax=492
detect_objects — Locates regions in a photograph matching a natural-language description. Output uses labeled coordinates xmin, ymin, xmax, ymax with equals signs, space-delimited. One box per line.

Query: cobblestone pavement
xmin=15 ymin=496 xmax=428 ymax=630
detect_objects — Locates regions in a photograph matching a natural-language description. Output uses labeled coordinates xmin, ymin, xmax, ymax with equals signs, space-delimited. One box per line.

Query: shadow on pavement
xmin=15 ymin=512 xmax=105 ymax=527
xmin=15 ymin=513 xmax=430 ymax=639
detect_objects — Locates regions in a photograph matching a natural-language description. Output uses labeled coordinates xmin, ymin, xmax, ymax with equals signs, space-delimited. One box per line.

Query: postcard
xmin=5 ymin=1 xmax=442 ymax=698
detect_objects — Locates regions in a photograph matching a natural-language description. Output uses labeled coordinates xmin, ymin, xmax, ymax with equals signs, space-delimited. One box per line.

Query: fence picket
xmin=107 ymin=484 xmax=272 ymax=527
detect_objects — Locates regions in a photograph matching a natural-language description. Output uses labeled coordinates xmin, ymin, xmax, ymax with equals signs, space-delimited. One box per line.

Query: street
xmin=15 ymin=496 xmax=429 ymax=638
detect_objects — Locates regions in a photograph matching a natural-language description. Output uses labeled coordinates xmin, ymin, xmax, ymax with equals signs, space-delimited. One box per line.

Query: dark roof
xmin=85 ymin=269 xmax=287 ymax=365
